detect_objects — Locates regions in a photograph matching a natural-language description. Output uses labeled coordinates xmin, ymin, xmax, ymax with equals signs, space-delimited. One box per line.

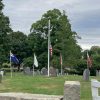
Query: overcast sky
xmin=3 ymin=0 xmax=100 ymax=50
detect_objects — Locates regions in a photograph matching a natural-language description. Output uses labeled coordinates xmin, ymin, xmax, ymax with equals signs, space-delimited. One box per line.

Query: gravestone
xmin=99 ymin=70 xmax=100 ymax=76
xmin=23 ymin=67 xmax=31 ymax=75
xmin=35 ymin=70 xmax=40 ymax=75
xmin=20 ymin=63 xmax=24 ymax=71
xmin=41 ymin=67 xmax=48 ymax=75
xmin=96 ymin=70 xmax=99 ymax=76
xmin=83 ymin=68 xmax=90 ymax=81
xmin=64 ymin=81 xmax=80 ymax=100
xmin=0 ymin=70 xmax=4 ymax=77
xmin=56 ymin=69 xmax=59 ymax=76
xmin=62 ymin=69 xmax=64 ymax=75
xmin=49 ymin=67 xmax=57 ymax=77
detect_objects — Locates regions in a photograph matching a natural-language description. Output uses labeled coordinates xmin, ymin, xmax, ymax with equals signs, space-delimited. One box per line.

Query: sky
xmin=3 ymin=0 xmax=100 ymax=50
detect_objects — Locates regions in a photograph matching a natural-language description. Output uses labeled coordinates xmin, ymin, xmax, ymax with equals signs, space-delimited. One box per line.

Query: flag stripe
xmin=87 ymin=52 xmax=92 ymax=67
xmin=49 ymin=44 xmax=52 ymax=56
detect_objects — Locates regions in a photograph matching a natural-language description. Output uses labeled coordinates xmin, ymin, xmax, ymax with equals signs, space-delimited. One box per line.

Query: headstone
xmin=41 ymin=67 xmax=48 ymax=75
xmin=49 ymin=67 xmax=57 ymax=77
xmin=35 ymin=70 xmax=40 ymax=75
xmin=0 ymin=70 xmax=4 ymax=77
xmin=23 ymin=67 xmax=31 ymax=75
xmin=20 ymin=63 xmax=24 ymax=71
xmin=64 ymin=81 xmax=80 ymax=100
xmin=67 ymin=73 xmax=69 ymax=75
xmin=96 ymin=70 xmax=99 ymax=76
xmin=62 ymin=69 xmax=64 ymax=75
xmin=83 ymin=68 xmax=90 ymax=81
xmin=99 ymin=70 xmax=100 ymax=76
xmin=56 ymin=69 xmax=59 ymax=76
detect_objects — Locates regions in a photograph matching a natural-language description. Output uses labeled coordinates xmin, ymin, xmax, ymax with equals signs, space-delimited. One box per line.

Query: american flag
xmin=87 ymin=52 xmax=92 ymax=67
xmin=49 ymin=44 xmax=52 ymax=56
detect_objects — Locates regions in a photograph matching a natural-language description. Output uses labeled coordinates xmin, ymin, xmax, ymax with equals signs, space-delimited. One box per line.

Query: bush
xmin=23 ymin=57 xmax=33 ymax=68
xmin=2 ymin=63 xmax=10 ymax=68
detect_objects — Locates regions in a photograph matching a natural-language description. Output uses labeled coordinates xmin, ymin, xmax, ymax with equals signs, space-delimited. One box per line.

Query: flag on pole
xmin=10 ymin=51 xmax=19 ymax=64
xmin=49 ymin=43 xmax=52 ymax=56
xmin=87 ymin=52 xmax=92 ymax=67
xmin=34 ymin=53 xmax=38 ymax=67
xmin=60 ymin=53 xmax=62 ymax=65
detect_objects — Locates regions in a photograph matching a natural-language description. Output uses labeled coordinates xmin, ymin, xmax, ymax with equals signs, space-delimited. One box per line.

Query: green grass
xmin=0 ymin=73 xmax=99 ymax=100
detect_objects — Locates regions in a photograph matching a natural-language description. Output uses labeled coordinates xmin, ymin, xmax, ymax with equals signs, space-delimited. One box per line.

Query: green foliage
xmin=23 ymin=57 xmax=33 ymax=68
xmin=0 ymin=6 xmax=82 ymax=73
xmin=0 ymin=0 xmax=4 ymax=10
xmin=90 ymin=46 xmax=100 ymax=69
xmin=2 ymin=62 xmax=10 ymax=68
xmin=7 ymin=31 xmax=32 ymax=62
xmin=0 ymin=0 xmax=12 ymax=64
xmin=75 ymin=59 xmax=87 ymax=75
xmin=30 ymin=9 xmax=82 ymax=69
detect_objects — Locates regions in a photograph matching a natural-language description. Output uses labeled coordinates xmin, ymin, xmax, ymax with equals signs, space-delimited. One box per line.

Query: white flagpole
xmin=61 ymin=64 xmax=62 ymax=75
xmin=10 ymin=51 xmax=12 ymax=78
xmin=87 ymin=51 xmax=89 ymax=68
xmin=48 ymin=20 xmax=50 ymax=77
xmin=87 ymin=52 xmax=88 ymax=68
xmin=33 ymin=53 xmax=35 ymax=76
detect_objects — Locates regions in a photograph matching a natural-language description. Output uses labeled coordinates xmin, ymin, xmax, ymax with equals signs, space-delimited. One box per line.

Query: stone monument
xmin=41 ymin=67 xmax=48 ymax=76
xmin=63 ymin=81 xmax=80 ymax=100
xmin=23 ymin=67 xmax=32 ymax=75
xmin=83 ymin=68 xmax=90 ymax=81
xmin=49 ymin=67 xmax=57 ymax=77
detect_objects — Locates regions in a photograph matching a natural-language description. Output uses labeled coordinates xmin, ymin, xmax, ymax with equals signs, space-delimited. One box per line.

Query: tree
xmin=90 ymin=46 xmax=100 ymax=69
xmin=7 ymin=31 xmax=30 ymax=61
xmin=30 ymin=9 xmax=82 ymax=69
xmin=0 ymin=0 xmax=12 ymax=65
xmin=7 ymin=31 xmax=31 ymax=71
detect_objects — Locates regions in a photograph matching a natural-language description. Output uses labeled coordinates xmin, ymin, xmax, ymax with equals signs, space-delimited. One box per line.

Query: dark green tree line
xmin=0 ymin=0 xmax=12 ymax=65
xmin=0 ymin=0 xmax=85 ymax=74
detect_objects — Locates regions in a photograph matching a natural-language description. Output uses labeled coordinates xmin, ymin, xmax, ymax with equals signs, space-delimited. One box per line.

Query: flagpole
xmin=33 ymin=53 xmax=35 ymax=76
xmin=60 ymin=53 xmax=62 ymax=75
xmin=87 ymin=51 xmax=89 ymax=69
xmin=61 ymin=64 xmax=62 ymax=75
xmin=33 ymin=64 xmax=34 ymax=76
xmin=48 ymin=20 xmax=50 ymax=77
xmin=10 ymin=51 xmax=12 ymax=78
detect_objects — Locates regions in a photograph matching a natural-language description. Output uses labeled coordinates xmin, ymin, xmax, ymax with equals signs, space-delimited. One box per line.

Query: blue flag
xmin=10 ymin=51 xmax=19 ymax=64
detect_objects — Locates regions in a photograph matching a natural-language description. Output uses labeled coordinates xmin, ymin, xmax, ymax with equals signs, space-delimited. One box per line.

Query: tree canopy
xmin=30 ymin=9 xmax=82 ymax=69
xmin=0 ymin=0 xmax=87 ymax=74
xmin=0 ymin=0 xmax=12 ymax=65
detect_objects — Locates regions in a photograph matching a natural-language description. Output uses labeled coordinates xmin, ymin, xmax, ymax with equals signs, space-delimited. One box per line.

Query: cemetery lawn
xmin=0 ymin=73 xmax=99 ymax=100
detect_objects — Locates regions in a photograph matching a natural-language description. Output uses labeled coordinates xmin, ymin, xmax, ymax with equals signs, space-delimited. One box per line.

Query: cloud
xmin=2 ymin=0 xmax=100 ymax=50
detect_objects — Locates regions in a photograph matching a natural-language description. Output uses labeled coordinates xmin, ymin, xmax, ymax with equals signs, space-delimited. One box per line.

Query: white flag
xmin=34 ymin=53 xmax=38 ymax=67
